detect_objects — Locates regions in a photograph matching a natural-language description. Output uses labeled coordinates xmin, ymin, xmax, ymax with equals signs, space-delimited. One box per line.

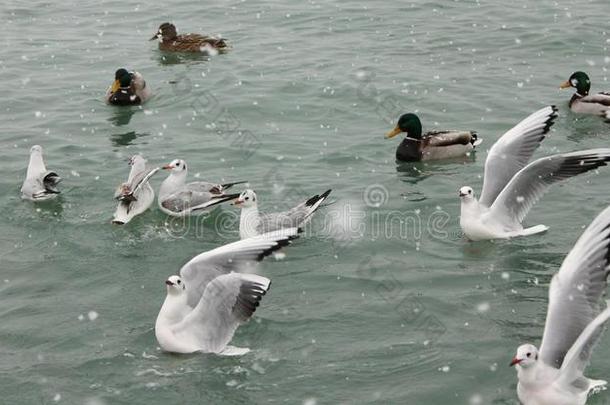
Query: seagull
xmin=20 ymin=145 xmax=61 ymax=201
xmin=510 ymin=205 xmax=610 ymax=405
xmin=112 ymin=155 xmax=160 ymax=225
xmin=155 ymin=227 xmax=300 ymax=355
xmin=458 ymin=106 xmax=610 ymax=240
xmin=234 ymin=189 xmax=332 ymax=239
xmin=157 ymin=159 xmax=245 ymax=216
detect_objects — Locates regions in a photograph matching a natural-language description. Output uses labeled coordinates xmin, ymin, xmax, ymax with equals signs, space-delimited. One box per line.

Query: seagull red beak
xmin=162 ymin=164 xmax=173 ymax=170
xmin=165 ymin=280 xmax=174 ymax=286
xmin=233 ymin=199 xmax=243 ymax=206
xmin=509 ymin=357 xmax=522 ymax=367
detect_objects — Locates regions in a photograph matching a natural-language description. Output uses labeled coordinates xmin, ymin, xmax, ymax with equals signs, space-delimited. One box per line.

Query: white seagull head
xmin=30 ymin=145 xmax=43 ymax=155
xmin=458 ymin=186 xmax=475 ymax=201
xmin=165 ymin=275 xmax=186 ymax=295
xmin=162 ymin=159 xmax=187 ymax=173
xmin=129 ymin=154 xmax=146 ymax=167
xmin=510 ymin=343 xmax=538 ymax=368
xmin=234 ymin=189 xmax=257 ymax=208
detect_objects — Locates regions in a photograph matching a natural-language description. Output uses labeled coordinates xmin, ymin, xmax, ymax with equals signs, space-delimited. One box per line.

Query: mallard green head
xmin=151 ymin=22 xmax=177 ymax=41
xmin=560 ymin=71 xmax=591 ymax=95
xmin=385 ymin=113 xmax=423 ymax=140
xmin=111 ymin=68 xmax=131 ymax=92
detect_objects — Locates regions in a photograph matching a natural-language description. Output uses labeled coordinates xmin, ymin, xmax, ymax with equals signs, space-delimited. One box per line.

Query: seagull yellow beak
xmin=111 ymin=79 xmax=120 ymax=93
xmin=385 ymin=126 xmax=402 ymax=139
xmin=559 ymin=80 xmax=571 ymax=89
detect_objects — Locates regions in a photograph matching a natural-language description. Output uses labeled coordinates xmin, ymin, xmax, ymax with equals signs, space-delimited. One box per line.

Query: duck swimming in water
xmin=385 ymin=113 xmax=481 ymax=162
xmin=560 ymin=71 xmax=610 ymax=120
xmin=150 ymin=23 xmax=229 ymax=54
xmin=105 ymin=68 xmax=151 ymax=106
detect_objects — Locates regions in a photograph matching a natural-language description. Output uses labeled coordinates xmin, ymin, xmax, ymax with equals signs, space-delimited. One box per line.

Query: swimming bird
xmin=155 ymin=227 xmax=300 ymax=355
xmin=20 ymin=145 xmax=61 ymax=201
xmin=112 ymin=155 xmax=160 ymax=225
xmin=158 ymin=159 xmax=245 ymax=216
xmin=460 ymin=146 xmax=610 ymax=240
xmin=385 ymin=113 xmax=481 ymax=162
xmin=150 ymin=23 xmax=228 ymax=54
xmin=560 ymin=71 xmax=610 ymax=120
xmin=105 ymin=68 xmax=151 ymax=105
xmin=234 ymin=189 xmax=331 ymax=239
xmin=459 ymin=106 xmax=610 ymax=241
xmin=510 ymin=205 xmax=610 ymax=405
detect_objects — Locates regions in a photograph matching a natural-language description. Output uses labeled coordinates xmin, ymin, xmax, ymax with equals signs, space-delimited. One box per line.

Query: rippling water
xmin=2 ymin=0 xmax=610 ymax=403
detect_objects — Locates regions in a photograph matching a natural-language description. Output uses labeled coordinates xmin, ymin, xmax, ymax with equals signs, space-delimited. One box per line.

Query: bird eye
xmin=177 ymin=280 xmax=181 ymax=284
xmin=526 ymin=352 xmax=531 ymax=357
xmin=468 ymin=190 xmax=472 ymax=194
xmin=245 ymin=197 xmax=250 ymax=201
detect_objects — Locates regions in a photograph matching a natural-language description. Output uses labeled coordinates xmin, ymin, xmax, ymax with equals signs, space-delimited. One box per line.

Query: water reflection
xmin=108 ymin=108 xmax=136 ymax=126
xmin=110 ymin=131 xmax=148 ymax=147
xmin=156 ymin=52 xmax=211 ymax=66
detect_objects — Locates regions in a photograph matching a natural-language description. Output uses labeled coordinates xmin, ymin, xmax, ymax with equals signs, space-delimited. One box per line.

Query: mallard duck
xmin=560 ymin=71 xmax=610 ymax=119
xmin=105 ymin=68 xmax=151 ymax=106
xmin=385 ymin=113 xmax=481 ymax=162
xmin=150 ymin=23 xmax=229 ymax=54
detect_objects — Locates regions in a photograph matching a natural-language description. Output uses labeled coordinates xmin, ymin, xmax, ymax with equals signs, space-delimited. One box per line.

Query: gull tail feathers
xmin=510 ymin=225 xmax=549 ymax=238
xmin=218 ymin=346 xmax=250 ymax=356
xmin=588 ymin=379 xmax=607 ymax=396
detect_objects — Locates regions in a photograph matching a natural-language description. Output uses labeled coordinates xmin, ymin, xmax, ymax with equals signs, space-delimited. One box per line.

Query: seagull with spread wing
xmin=510 ymin=205 xmax=610 ymax=405
xmin=155 ymin=227 xmax=299 ymax=355
xmin=458 ymin=106 xmax=610 ymax=240
xmin=112 ymin=154 xmax=160 ymax=225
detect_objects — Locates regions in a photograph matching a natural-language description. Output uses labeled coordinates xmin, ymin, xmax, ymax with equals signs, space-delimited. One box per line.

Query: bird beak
xmin=559 ymin=80 xmax=571 ymax=89
xmin=111 ymin=79 xmax=120 ymax=93
xmin=509 ymin=357 xmax=522 ymax=367
xmin=385 ymin=126 xmax=402 ymax=139
xmin=150 ymin=33 xmax=159 ymax=41
xmin=162 ymin=164 xmax=173 ymax=170
xmin=233 ymin=198 xmax=244 ymax=206
xmin=165 ymin=280 xmax=174 ymax=286
xmin=459 ymin=191 xmax=467 ymax=197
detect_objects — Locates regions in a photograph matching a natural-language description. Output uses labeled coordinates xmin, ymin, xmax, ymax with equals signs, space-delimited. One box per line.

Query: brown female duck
xmin=150 ymin=23 xmax=229 ymax=54
xmin=385 ymin=113 xmax=481 ymax=162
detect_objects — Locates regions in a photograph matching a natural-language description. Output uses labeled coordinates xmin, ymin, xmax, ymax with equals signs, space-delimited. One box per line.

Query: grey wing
xmin=160 ymin=190 xmax=196 ymax=213
xmin=21 ymin=178 xmax=45 ymax=198
xmin=186 ymin=181 xmax=223 ymax=194
xmin=259 ymin=190 xmax=332 ymax=233
xmin=22 ymin=171 xmax=61 ymax=199
xmin=174 ymin=273 xmax=270 ymax=353
xmin=179 ymin=228 xmax=300 ymax=307
xmin=117 ymin=167 xmax=159 ymax=202
xmin=539 ymin=205 xmax=610 ymax=369
xmin=580 ymin=93 xmax=610 ymax=107
xmin=489 ymin=149 xmax=610 ymax=226
xmin=558 ymin=304 xmax=610 ymax=384
xmin=479 ymin=106 xmax=557 ymax=207
xmin=425 ymin=130 xmax=476 ymax=147
xmin=129 ymin=167 xmax=160 ymax=195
